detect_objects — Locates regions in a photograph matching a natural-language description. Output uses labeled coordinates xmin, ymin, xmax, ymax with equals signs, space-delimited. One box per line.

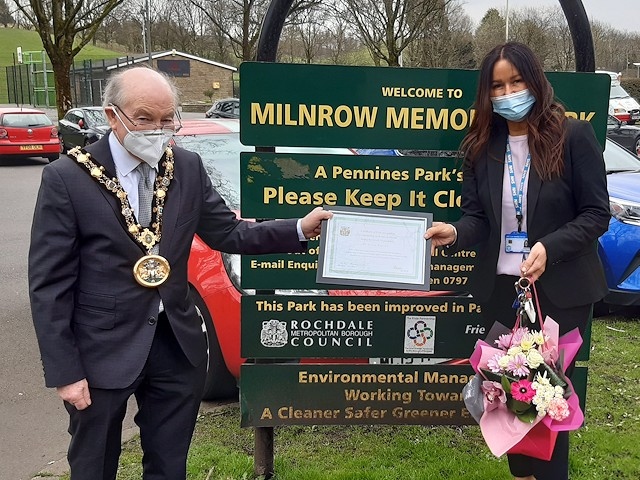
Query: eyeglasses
xmin=110 ymin=104 xmax=182 ymax=133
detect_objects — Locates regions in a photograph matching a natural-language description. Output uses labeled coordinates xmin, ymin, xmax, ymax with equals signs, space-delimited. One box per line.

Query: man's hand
xmin=424 ymin=222 xmax=457 ymax=254
xmin=300 ymin=207 xmax=333 ymax=239
xmin=520 ymin=242 xmax=547 ymax=283
xmin=57 ymin=379 xmax=92 ymax=410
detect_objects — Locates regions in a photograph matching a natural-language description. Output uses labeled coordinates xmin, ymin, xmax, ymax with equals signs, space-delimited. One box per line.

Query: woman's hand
xmin=520 ymin=242 xmax=547 ymax=282
xmin=424 ymin=222 xmax=457 ymax=255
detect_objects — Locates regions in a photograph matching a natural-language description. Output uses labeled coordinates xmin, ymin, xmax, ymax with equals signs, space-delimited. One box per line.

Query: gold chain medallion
xmin=133 ymin=255 xmax=171 ymax=287
xmin=69 ymin=146 xmax=175 ymax=287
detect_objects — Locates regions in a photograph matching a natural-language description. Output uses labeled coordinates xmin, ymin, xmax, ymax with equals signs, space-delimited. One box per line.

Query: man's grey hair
xmin=102 ymin=66 xmax=180 ymax=110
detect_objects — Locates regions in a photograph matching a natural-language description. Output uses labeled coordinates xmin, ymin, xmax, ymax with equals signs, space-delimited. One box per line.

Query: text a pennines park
xmin=238 ymin=62 xmax=606 ymax=427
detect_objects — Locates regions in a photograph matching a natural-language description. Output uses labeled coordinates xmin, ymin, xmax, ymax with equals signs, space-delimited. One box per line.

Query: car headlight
xmin=610 ymin=196 xmax=640 ymax=226
xmin=221 ymin=252 xmax=327 ymax=296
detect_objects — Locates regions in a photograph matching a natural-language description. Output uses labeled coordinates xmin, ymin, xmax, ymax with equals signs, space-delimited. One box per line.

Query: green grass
xmin=55 ymin=315 xmax=640 ymax=480
xmin=0 ymin=27 xmax=123 ymax=104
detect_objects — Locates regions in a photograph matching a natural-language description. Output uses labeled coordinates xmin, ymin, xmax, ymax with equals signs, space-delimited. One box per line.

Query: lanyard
xmin=506 ymin=140 xmax=531 ymax=232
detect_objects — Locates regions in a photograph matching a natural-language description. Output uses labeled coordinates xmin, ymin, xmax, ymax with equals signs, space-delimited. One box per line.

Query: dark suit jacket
xmin=452 ymin=118 xmax=610 ymax=308
xmin=29 ymin=135 xmax=305 ymax=389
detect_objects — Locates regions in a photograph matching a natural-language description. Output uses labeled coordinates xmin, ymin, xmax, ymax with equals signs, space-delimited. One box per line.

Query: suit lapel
xmin=526 ymin=163 xmax=542 ymax=230
xmin=487 ymin=130 xmax=507 ymax=225
xmin=158 ymin=149 xmax=181 ymax=256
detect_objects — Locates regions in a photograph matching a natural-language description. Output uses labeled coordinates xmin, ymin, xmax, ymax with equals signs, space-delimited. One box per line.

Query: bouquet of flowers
xmin=463 ymin=307 xmax=584 ymax=460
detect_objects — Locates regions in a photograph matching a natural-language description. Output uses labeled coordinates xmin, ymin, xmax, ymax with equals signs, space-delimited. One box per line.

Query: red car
xmin=180 ymin=119 xmax=454 ymax=399
xmin=0 ymin=107 xmax=60 ymax=162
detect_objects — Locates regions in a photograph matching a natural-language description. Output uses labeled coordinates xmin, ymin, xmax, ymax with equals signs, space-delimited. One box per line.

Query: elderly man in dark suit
xmin=28 ymin=66 xmax=330 ymax=480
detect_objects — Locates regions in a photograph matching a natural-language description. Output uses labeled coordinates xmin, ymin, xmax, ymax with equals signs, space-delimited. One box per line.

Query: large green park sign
xmin=238 ymin=62 xmax=605 ymax=428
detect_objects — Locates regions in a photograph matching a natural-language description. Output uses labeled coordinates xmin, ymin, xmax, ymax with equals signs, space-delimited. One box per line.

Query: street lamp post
xmin=145 ymin=0 xmax=152 ymax=65
xmin=505 ymin=0 xmax=509 ymax=42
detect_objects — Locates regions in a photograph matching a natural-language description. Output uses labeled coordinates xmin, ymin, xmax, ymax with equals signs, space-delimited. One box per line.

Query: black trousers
xmin=481 ymin=275 xmax=591 ymax=480
xmin=64 ymin=313 xmax=207 ymax=480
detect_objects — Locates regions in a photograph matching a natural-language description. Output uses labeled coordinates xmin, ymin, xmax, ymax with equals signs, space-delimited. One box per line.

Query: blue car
xmin=356 ymin=138 xmax=640 ymax=310
xmin=599 ymin=139 xmax=640 ymax=308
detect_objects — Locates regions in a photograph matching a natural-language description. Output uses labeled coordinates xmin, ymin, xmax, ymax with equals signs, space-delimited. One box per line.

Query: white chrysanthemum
xmin=527 ymin=349 xmax=545 ymax=368
xmin=532 ymin=331 xmax=545 ymax=346
xmin=534 ymin=371 xmax=551 ymax=386
xmin=507 ymin=346 xmax=523 ymax=356
xmin=554 ymin=385 xmax=565 ymax=398
xmin=498 ymin=355 xmax=511 ymax=369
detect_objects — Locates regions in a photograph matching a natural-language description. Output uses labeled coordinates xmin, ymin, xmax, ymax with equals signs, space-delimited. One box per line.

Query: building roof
xmin=106 ymin=50 xmax=237 ymax=72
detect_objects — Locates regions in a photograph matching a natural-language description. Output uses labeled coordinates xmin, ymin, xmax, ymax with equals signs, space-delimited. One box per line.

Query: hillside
xmin=0 ymin=27 xmax=125 ymax=104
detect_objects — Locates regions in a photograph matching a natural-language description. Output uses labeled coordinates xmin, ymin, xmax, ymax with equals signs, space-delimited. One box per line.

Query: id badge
xmin=505 ymin=231 xmax=530 ymax=253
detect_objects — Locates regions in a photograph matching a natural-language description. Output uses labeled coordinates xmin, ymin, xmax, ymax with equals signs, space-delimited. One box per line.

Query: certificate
xmin=316 ymin=206 xmax=432 ymax=290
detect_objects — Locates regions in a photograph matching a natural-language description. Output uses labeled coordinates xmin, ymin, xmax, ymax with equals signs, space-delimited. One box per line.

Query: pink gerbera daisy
xmin=511 ymin=379 xmax=535 ymax=402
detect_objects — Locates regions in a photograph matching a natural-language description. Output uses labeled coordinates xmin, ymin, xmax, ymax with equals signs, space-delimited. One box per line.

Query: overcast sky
xmin=461 ymin=0 xmax=639 ymax=33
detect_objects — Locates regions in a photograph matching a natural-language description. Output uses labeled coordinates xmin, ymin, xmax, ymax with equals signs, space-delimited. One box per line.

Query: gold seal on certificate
xmin=316 ymin=206 xmax=433 ymax=290
xmin=133 ymin=255 xmax=171 ymax=287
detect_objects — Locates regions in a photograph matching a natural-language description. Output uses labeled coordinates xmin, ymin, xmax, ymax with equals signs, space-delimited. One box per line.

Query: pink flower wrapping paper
xmin=466 ymin=316 xmax=584 ymax=458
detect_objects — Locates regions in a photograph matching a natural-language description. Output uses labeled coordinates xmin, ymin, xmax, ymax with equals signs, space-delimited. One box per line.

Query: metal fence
xmin=5 ymin=56 xmax=143 ymax=108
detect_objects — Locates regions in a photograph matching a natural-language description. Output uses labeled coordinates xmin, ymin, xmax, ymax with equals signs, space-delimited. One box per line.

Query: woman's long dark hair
xmin=461 ymin=42 xmax=566 ymax=180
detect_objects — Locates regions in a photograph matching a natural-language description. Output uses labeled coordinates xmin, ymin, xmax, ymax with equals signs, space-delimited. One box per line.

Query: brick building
xmin=107 ymin=50 xmax=237 ymax=109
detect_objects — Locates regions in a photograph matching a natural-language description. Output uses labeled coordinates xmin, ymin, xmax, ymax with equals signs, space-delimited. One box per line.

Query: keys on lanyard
xmin=513 ymin=277 xmax=536 ymax=325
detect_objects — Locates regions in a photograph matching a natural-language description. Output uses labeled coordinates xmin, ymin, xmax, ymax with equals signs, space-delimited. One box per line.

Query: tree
xmin=405 ymin=0 xmax=475 ymax=68
xmin=12 ymin=0 xmax=124 ymax=118
xmin=0 ymin=0 xmax=14 ymax=26
xmin=473 ymin=8 xmax=505 ymax=64
xmin=189 ymin=0 xmax=321 ymax=62
xmin=337 ymin=0 xmax=452 ymax=67
xmin=544 ymin=6 xmax=574 ymax=71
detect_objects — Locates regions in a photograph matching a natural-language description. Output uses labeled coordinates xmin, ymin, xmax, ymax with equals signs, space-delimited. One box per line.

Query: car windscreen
xmin=610 ymin=84 xmax=631 ymax=99
xmin=84 ymin=109 xmax=107 ymax=126
xmin=604 ymin=139 xmax=640 ymax=172
xmin=1 ymin=113 xmax=52 ymax=127
xmin=173 ymin=133 xmax=246 ymax=209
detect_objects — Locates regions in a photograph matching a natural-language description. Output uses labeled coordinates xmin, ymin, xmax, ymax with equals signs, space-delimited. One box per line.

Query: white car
xmin=597 ymin=70 xmax=640 ymax=125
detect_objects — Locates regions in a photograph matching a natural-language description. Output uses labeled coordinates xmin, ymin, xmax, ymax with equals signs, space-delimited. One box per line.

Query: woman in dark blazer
xmin=426 ymin=42 xmax=610 ymax=479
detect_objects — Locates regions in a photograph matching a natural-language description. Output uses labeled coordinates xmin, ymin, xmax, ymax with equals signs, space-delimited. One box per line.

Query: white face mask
xmin=113 ymin=109 xmax=174 ymax=168
xmin=122 ymin=129 xmax=173 ymax=168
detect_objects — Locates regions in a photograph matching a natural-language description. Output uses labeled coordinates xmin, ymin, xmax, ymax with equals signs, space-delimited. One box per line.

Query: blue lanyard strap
xmin=506 ymin=140 xmax=531 ymax=232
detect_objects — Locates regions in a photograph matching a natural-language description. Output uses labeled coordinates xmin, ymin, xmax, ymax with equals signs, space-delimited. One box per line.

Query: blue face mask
xmin=491 ymin=89 xmax=536 ymax=122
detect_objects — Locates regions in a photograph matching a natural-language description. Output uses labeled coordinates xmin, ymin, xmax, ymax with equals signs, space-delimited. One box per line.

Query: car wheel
xmin=190 ymin=287 xmax=238 ymax=400
xmin=634 ymin=136 xmax=640 ymax=156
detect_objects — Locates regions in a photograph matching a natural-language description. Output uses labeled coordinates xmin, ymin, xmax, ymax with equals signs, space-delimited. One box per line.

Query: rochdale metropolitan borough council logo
xmin=260 ymin=319 xmax=288 ymax=347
